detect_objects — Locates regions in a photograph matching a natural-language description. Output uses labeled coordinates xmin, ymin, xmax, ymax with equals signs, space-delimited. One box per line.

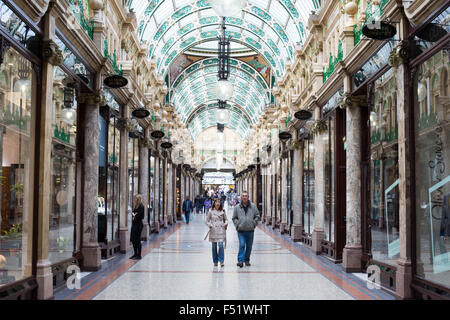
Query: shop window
xmin=98 ymin=111 xmax=120 ymax=243
xmin=0 ymin=48 xmax=34 ymax=285
xmin=414 ymin=47 xmax=450 ymax=289
xmin=303 ymin=137 xmax=315 ymax=234
xmin=49 ymin=66 xmax=77 ymax=264
xmin=324 ymin=117 xmax=335 ymax=242
xmin=369 ymin=69 xmax=400 ymax=267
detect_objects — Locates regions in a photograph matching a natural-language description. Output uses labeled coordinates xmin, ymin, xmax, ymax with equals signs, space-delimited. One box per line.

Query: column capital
xmin=80 ymin=90 xmax=106 ymax=106
xmin=42 ymin=39 xmax=63 ymax=66
xmin=310 ymin=119 xmax=328 ymax=135
xmin=339 ymin=93 xmax=368 ymax=109
xmin=388 ymin=40 xmax=409 ymax=69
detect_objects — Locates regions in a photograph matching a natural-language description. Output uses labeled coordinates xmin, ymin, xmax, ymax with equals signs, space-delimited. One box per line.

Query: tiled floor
xmin=55 ymin=205 xmax=396 ymax=300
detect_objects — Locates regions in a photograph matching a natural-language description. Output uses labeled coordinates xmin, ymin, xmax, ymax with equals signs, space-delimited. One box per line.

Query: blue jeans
xmin=185 ymin=212 xmax=190 ymax=223
xmin=212 ymin=242 xmax=224 ymax=263
xmin=237 ymin=231 xmax=254 ymax=263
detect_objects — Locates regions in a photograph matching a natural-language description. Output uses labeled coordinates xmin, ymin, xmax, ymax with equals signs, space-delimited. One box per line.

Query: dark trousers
xmin=132 ymin=240 xmax=142 ymax=257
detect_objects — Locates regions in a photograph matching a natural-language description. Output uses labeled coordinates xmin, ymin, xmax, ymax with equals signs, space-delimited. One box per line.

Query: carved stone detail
xmin=388 ymin=40 xmax=409 ymax=68
xmin=310 ymin=119 xmax=328 ymax=135
xmin=42 ymin=40 xmax=63 ymax=65
xmin=79 ymin=90 xmax=106 ymax=106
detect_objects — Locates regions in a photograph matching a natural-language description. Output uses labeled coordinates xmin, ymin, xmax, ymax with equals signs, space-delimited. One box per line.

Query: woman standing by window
xmin=130 ymin=194 xmax=144 ymax=260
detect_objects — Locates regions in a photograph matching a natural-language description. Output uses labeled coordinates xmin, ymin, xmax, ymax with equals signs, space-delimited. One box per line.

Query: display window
xmin=368 ymin=69 xmax=400 ymax=266
xmin=303 ymin=137 xmax=315 ymax=235
xmin=49 ymin=66 xmax=77 ymax=263
xmin=98 ymin=99 xmax=120 ymax=244
xmin=414 ymin=46 xmax=450 ymax=289
xmin=0 ymin=47 xmax=35 ymax=285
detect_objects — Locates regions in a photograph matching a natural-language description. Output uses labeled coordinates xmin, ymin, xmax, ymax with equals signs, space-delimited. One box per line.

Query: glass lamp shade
xmin=215 ymin=79 xmax=234 ymax=101
xmin=60 ymin=107 xmax=77 ymax=125
xmin=417 ymin=82 xmax=426 ymax=102
xmin=215 ymin=108 xmax=230 ymax=124
xmin=210 ymin=0 xmax=246 ymax=17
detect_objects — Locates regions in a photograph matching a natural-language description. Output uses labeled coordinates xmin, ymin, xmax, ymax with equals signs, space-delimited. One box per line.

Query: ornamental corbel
xmin=139 ymin=137 xmax=152 ymax=148
xmin=339 ymin=92 xmax=353 ymax=109
xmin=43 ymin=39 xmax=63 ymax=66
xmin=117 ymin=117 xmax=133 ymax=132
xmin=388 ymin=40 xmax=409 ymax=69
xmin=79 ymin=90 xmax=106 ymax=106
xmin=310 ymin=119 xmax=328 ymax=135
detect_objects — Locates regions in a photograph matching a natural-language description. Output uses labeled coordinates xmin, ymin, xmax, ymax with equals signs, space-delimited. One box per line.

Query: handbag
xmin=182 ymin=213 xmax=186 ymax=223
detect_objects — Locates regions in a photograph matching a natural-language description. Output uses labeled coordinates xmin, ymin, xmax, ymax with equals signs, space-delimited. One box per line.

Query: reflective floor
xmin=56 ymin=205 xmax=396 ymax=300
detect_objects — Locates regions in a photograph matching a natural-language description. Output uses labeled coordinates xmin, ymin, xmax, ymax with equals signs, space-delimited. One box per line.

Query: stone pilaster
xmin=389 ymin=33 xmax=414 ymax=298
xmin=341 ymin=90 xmax=364 ymax=272
xmin=118 ymin=107 xmax=130 ymax=253
xmin=167 ymin=163 xmax=173 ymax=224
xmin=138 ymin=130 xmax=150 ymax=240
xmin=36 ymin=9 xmax=61 ymax=299
xmin=311 ymin=107 xmax=326 ymax=255
xmin=80 ymin=90 xmax=105 ymax=271
xmin=291 ymin=139 xmax=303 ymax=241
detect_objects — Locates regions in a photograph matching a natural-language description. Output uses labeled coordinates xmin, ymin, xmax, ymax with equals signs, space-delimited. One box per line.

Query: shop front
xmin=98 ymin=90 xmax=121 ymax=258
xmin=410 ymin=5 xmax=450 ymax=298
xmin=320 ymin=88 xmax=346 ymax=262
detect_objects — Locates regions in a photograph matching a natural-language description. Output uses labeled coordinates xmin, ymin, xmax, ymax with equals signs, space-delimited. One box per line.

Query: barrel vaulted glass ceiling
xmin=126 ymin=0 xmax=322 ymax=140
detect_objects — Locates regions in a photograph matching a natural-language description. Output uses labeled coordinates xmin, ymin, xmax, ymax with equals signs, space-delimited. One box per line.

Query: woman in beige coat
xmin=206 ymin=198 xmax=228 ymax=267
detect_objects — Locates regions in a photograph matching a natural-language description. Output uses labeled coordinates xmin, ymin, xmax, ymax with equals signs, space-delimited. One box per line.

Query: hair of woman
xmin=134 ymin=194 xmax=143 ymax=209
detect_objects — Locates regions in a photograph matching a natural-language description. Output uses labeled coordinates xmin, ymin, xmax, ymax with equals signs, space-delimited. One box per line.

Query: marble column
xmin=291 ymin=139 xmax=304 ymax=241
xmin=36 ymin=9 xmax=62 ymax=299
xmin=80 ymin=90 xmax=105 ymax=271
xmin=118 ymin=105 xmax=130 ymax=253
xmin=312 ymin=106 xmax=326 ymax=255
xmin=154 ymin=155 xmax=160 ymax=232
xmin=389 ymin=37 xmax=413 ymax=298
xmin=138 ymin=130 xmax=149 ymax=240
xmin=180 ymin=170 xmax=185 ymax=220
xmin=342 ymin=91 xmax=363 ymax=272
xmin=280 ymin=154 xmax=288 ymax=233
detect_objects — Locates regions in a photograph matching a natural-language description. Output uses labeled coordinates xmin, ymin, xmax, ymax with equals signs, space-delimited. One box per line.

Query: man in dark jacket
xmin=182 ymin=196 xmax=194 ymax=224
xmin=232 ymin=191 xmax=260 ymax=267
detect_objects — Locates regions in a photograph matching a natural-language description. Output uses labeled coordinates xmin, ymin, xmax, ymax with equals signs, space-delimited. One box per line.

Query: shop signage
xmin=161 ymin=141 xmax=173 ymax=149
xmin=279 ymin=131 xmax=292 ymax=141
xmin=132 ymin=108 xmax=150 ymax=119
xmin=294 ymin=110 xmax=312 ymax=120
xmin=362 ymin=21 xmax=397 ymax=40
xmin=150 ymin=130 xmax=165 ymax=139
xmin=416 ymin=23 xmax=448 ymax=42
xmin=104 ymin=74 xmax=128 ymax=88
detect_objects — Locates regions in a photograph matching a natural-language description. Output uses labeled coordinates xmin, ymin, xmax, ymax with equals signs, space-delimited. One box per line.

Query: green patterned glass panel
xmin=274 ymin=23 xmax=289 ymax=42
xmin=225 ymin=17 xmax=243 ymax=25
xmin=180 ymin=37 xmax=196 ymax=48
xmin=161 ymin=38 xmax=174 ymax=54
xmin=165 ymin=51 xmax=178 ymax=66
xmin=201 ymin=30 xmax=218 ymax=38
xmin=154 ymin=22 xmax=169 ymax=41
xmin=251 ymin=6 xmax=272 ymax=21
xmin=248 ymin=24 xmax=265 ymax=37
xmin=200 ymin=16 xmax=219 ymax=25
xmin=281 ymin=0 xmax=299 ymax=19
xmin=246 ymin=37 xmax=262 ymax=50
xmin=178 ymin=23 xmax=195 ymax=36
xmin=172 ymin=5 xmax=192 ymax=20
xmin=268 ymin=39 xmax=280 ymax=56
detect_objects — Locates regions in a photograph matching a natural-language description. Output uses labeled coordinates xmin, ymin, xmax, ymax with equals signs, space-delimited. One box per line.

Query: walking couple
xmin=205 ymin=191 xmax=260 ymax=268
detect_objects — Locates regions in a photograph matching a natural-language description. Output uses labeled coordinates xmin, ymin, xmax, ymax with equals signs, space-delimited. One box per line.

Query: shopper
xmin=232 ymin=191 xmax=260 ymax=267
xmin=130 ymin=194 xmax=144 ymax=260
xmin=204 ymin=197 xmax=211 ymax=214
xmin=182 ymin=195 xmax=194 ymax=224
xmin=206 ymin=198 xmax=228 ymax=267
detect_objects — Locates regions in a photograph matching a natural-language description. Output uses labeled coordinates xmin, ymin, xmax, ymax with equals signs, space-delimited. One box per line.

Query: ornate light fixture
xmin=60 ymin=83 xmax=77 ymax=126
xmin=215 ymin=100 xmax=231 ymax=124
xmin=215 ymin=17 xmax=234 ymax=102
